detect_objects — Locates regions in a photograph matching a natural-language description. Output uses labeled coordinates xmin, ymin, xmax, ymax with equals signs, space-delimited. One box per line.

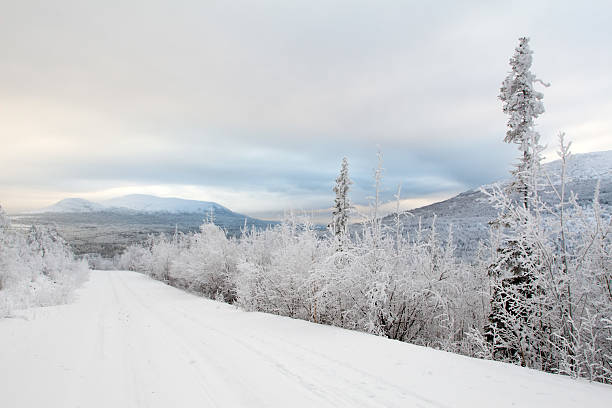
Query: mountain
xmin=15 ymin=151 xmax=611 ymax=259
xmin=14 ymin=194 xmax=277 ymax=257
xmin=380 ymin=150 xmax=612 ymax=258
xmin=35 ymin=194 xmax=230 ymax=215
xmin=101 ymin=194 xmax=229 ymax=214
xmin=543 ymin=149 xmax=612 ymax=183
xmin=38 ymin=198 xmax=107 ymax=213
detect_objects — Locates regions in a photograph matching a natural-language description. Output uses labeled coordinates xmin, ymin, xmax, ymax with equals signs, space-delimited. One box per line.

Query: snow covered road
xmin=1 ymin=270 xmax=610 ymax=408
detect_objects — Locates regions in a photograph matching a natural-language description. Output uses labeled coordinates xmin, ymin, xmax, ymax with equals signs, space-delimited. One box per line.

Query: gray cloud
xmin=1 ymin=0 xmax=611 ymax=214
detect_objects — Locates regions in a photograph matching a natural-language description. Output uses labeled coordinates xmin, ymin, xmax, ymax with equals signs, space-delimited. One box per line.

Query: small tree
xmin=331 ymin=157 xmax=352 ymax=239
xmin=0 ymin=206 xmax=9 ymax=229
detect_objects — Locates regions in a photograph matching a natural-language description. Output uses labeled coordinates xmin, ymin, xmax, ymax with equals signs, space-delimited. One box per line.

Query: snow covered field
xmin=1 ymin=270 xmax=610 ymax=408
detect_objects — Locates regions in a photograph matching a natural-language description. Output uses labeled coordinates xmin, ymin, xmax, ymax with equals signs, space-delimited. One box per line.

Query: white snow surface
xmin=1 ymin=270 xmax=610 ymax=408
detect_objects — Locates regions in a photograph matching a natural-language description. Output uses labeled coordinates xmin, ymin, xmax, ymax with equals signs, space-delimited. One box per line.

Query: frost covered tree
xmin=499 ymin=36 xmax=547 ymax=210
xmin=486 ymin=37 xmax=550 ymax=367
xmin=479 ymin=38 xmax=612 ymax=382
xmin=331 ymin=157 xmax=352 ymax=239
xmin=0 ymin=206 xmax=9 ymax=229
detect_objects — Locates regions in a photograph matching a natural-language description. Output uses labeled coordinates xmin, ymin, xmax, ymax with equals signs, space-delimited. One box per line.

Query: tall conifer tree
xmin=331 ymin=157 xmax=352 ymax=239
xmin=499 ymin=37 xmax=547 ymax=209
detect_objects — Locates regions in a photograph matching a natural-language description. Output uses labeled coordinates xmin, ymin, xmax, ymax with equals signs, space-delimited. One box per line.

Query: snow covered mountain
xmin=36 ymin=194 xmax=229 ymax=215
xmin=38 ymin=198 xmax=107 ymax=213
xmin=543 ymin=149 xmax=612 ymax=183
xmin=101 ymin=194 xmax=229 ymax=214
xmin=18 ymin=194 xmax=276 ymax=256
xmin=381 ymin=150 xmax=612 ymax=258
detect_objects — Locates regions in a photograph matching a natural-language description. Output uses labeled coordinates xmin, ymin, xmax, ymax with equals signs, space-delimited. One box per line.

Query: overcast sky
xmin=1 ymin=1 xmax=611 ymax=218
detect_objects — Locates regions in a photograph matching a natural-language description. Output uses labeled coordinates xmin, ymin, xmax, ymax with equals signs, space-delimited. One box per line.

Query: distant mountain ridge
xmin=35 ymin=194 xmax=229 ymax=215
xmin=380 ymin=150 xmax=612 ymax=258
xmin=38 ymin=197 xmax=107 ymax=213
xmin=16 ymin=151 xmax=611 ymax=259
xmin=101 ymin=194 xmax=229 ymax=214
xmin=16 ymin=194 xmax=276 ymax=257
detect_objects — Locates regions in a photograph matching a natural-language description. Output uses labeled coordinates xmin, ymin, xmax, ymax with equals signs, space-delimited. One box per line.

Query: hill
xmin=381 ymin=150 xmax=612 ymax=258
xmin=37 ymin=194 xmax=230 ymax=215
xmin=12 ymin=194 xmax=276 ymax=257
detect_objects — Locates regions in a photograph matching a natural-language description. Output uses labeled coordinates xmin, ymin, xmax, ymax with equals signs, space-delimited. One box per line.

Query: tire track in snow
xmin=110 ymin=271 xmax=256 ymax=408
xmin=107 ymin=270 xmax=149 ymax=408
xmin=170 ymin=301 xmax=444 ymax=408
xmin=245 ymin=330 xmax=451 ymax=408
xmin=107 ymin=271 xmax=446 ymax=408
xmin=170 ymin=303 xmax=370 ymax=408
xmin=113 ymin=272 xmax=364 ymax=407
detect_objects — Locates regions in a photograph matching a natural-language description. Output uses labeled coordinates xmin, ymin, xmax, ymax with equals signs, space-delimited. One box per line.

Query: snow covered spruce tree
xmin=499 ymin=36 xmax=547 ymax=210
xmin=331 ymin=157 xmax=352 ymax=241
xmin=483 ymin=39 xmax=612 ymax=382
xmin=0 ymin=206 xmax=8 ymax=229
xmin=485 ymin=37 xmax=551 ymax=368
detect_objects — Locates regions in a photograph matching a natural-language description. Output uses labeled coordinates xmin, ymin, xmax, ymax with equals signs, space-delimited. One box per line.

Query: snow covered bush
xmin=236 ymin=215 xmax=327 ymax=319
xmin=170 ymin=223 xmax=239 ymax=301
xmin=483 ymin=138 xmax=611 ymax=381
xmin=123 ymin=223 xmax=240 ymax=302
xmin=117 ymin=243 xmax=151 ymax=272
xmin=0 ymin=206 xmax=88 ymax=317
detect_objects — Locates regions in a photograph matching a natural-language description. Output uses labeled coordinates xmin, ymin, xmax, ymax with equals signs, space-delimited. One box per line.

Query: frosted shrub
xmin=117 ymin=244 xmax=151 ymax=272
xmin=483 ymin=133 xmax=612 ymax=382
xmin=0 ymin=207 xmax=88 ymax=317
xmin=125 ymin=223 xmax=240 ymax=302
xmin=236 ymin=216 xmax=326 ymax=319
xmin=170 ymin=223 xmax=239 ymax=301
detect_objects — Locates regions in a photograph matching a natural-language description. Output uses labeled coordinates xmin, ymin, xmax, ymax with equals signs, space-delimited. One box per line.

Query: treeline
xmin=0 ymin=207 xmax=88 ymax=317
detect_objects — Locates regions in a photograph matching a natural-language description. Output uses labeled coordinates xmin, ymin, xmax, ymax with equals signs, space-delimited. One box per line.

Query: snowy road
xmin=1 ymin=270 xmax=610 ymax=408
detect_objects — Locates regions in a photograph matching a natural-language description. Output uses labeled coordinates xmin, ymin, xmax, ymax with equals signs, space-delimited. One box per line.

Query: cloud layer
xmin=1 ymin=1 xmax=611 ymax=215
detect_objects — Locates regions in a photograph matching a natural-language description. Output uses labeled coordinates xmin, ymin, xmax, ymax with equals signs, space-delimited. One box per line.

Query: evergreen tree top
xmin=499 ymin=37 xmax=545 ymax=145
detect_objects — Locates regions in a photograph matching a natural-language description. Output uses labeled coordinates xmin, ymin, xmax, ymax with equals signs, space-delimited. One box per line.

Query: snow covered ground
xmin=1 ymin=271 xmax=610 ymax=408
